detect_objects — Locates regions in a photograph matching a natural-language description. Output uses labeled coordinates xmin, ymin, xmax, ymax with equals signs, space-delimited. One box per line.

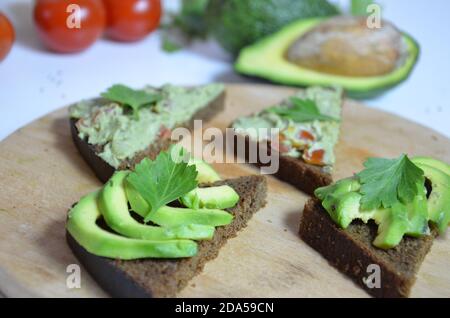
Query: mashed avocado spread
xmin=232 ymin=86 xmax=342 ymax=170
xmin=69 ymin=84 xmax=224 ymax=168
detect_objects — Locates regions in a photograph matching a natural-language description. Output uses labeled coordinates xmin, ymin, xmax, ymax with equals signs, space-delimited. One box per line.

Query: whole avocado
xmin=206 ymin=0 xmax=339 ymax=54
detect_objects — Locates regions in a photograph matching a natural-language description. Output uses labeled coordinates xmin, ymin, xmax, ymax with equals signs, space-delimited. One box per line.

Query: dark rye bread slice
xmin=299 ymin=198 xmax=436 ymax=298
xmin=70 ymin=91 xmax=225 ymax=183
xmin=66 ymin=175 xmax=267 ymax=298
xmin=232 ymin=133 xmax=332 ymax=196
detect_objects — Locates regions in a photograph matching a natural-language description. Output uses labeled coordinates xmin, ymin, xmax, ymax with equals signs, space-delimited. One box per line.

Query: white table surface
xmin=0 ymin=0 xmax=449 ymax=142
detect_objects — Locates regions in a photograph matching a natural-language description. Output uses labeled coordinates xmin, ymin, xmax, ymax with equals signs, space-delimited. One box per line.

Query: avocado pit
xmin=285 ymin=16 xmax=408 ymax=77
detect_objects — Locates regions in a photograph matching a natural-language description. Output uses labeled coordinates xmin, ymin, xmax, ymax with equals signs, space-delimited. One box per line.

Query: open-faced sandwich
xmin=299 ymin=155 xmax=450 ymax=297
xmin=69 ymin=83 xmax=225 ymax=182
xmin=66 ymin=146 xmax=267 ymax=297
xmin=231 ymin=86 xmax=342 ymax=195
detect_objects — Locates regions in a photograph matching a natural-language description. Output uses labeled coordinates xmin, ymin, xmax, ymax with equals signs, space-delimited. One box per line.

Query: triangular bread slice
xmin=70 ymin=86 xmax=225 ymax=183
xmin=231 ymin=86 xmax=342 ymax=195
xmin=299 ymin=198 xmax=436 ymax=298
xmin=66 ymin=175 xmax=267 ymax=297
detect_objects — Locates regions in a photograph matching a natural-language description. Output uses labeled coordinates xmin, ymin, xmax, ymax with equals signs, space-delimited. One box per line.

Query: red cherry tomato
xmin=34 ymin=0 xmax=106 ymax=53
xmin=102 ymin=0 xmax=161 ymax=42
xmin=0 ymin=13 xmax=15 ymax=62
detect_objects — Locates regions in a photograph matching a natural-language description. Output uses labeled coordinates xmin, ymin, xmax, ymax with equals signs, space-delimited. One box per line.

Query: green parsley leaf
xmin=268 ymin=97 xmax=338 ymax=122
xmin=101 ymin=84 xmax=161 ymax=119
xmin=357 ymin=154 xmax=425 ymax=211
xmin=127 ymin=148 xmax=198 ymax=222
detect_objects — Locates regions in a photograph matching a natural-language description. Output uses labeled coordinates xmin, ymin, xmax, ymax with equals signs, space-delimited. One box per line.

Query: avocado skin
xmin=207 ymin=0 xmax=338 ymax=55
xmin=235 ymin=20 xmax=420 ymax=99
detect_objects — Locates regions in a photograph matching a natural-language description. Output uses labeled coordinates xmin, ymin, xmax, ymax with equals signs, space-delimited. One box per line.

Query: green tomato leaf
xmin=127 ymin=148 xmax=198 ymax=223
xmin=268 ymin=97 xmax=339 ymax=122
xmin=357 ymin=154 xmax=425 ymax=210
xmin=101 ymin=84 xmax=161 ymax=119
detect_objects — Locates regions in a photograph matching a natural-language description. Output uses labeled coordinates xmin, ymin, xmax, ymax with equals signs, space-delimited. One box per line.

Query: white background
xmin=0 ymin=0 xmax=449 ymax=141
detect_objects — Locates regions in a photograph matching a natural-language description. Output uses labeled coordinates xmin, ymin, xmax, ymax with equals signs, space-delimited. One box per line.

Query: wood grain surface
xmin=0 ymin=84 xmax=449 ymax=298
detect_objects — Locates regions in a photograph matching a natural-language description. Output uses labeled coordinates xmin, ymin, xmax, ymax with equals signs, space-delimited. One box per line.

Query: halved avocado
xmin=235 ymin=18 xmax=420 ymax=99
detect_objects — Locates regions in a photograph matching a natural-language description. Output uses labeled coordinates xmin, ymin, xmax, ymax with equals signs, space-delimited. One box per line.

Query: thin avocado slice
xmin=412 ymin=156 xmax=450 ymax=176
xmin=147 ymin=206 xmax=233 ymax=228
xmin=322 ymin=191 xmax=365 ymax=228
xmin=180 ymin=185 xmax=239 ymax=209
xmin=372 ymin=203 xmax=409 ymax=249
xmin=235 ymin=18 xmax=419 ymax=98
xmin=413 ymin=162 xmax=450 ymax=234
xmin=188 ymin=157 xmax=222 ymax=183
xmin=100 ymin=171 xmax=215 ymax=241
xmin=66 ymin=192 xmax=198 ymax=259
xmin=315 ymin=177 xmax=361 ymax=201
xmin=404 ymin=182 xmax=430 ymax=237
xmin=371 ymin=189 xmax=429 ymax=249
xmin=124 ymin=178 xmax=150 ymax=217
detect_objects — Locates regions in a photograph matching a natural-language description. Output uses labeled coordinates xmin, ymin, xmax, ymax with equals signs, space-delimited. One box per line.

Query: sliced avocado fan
xmin=66 ymin=157 xmax=239 ymax=259
xmin=66 ymin=192 xmax=198 ymax=259
xmin=99 ymin=171 xmax=216 ymax=241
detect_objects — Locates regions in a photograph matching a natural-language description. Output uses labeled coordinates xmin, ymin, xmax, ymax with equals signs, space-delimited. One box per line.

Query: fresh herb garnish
xmin=357 ymin=154 xmax=425 ymax=210
xmin=127 ymin=148 xmax=198 ymax=222
xmin=268 ymin=97 xmax=338 ymax=122
xmin=101 ymin=84 xmax=161 ymax=119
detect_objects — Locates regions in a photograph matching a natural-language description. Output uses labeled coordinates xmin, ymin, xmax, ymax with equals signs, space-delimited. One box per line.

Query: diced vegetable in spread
xmin=232 ymin=86 xmax=342 ymax=169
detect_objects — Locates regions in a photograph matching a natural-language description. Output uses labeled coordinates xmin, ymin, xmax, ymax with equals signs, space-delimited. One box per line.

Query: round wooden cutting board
xmin=0 ymin=84 xmax=449 ymax=298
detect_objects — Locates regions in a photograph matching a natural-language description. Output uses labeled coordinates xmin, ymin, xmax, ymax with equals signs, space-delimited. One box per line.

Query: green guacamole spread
xmin=232 ymin=86 xmax=342 ymax=170
xmin=69 ymin=84 xmax=224 ymax=168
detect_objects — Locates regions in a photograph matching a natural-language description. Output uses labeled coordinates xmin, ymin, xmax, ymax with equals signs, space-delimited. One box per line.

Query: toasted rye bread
xmin=70 ymin=91 xmax=225 ymax=182
xmin=66 ymin=175 xmax=267 ymax=298
xmin=232 ymin=134 xmax=332 ymax=195
xmin=299 ymin=198 xmax=436 ymax=298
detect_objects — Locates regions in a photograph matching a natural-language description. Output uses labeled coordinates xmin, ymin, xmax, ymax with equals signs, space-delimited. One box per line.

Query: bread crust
xmin=299 ymin=198 xmax=436 ymax=298
xmin=232 ymin=133 xmax=332 ymax=195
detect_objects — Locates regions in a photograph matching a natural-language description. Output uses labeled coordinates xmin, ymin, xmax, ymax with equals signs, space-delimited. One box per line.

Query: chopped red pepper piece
xmin=304 ymin=149 xmax=325 ymax=165
xmin=299 ymin=130 xmax=315 ymax=141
